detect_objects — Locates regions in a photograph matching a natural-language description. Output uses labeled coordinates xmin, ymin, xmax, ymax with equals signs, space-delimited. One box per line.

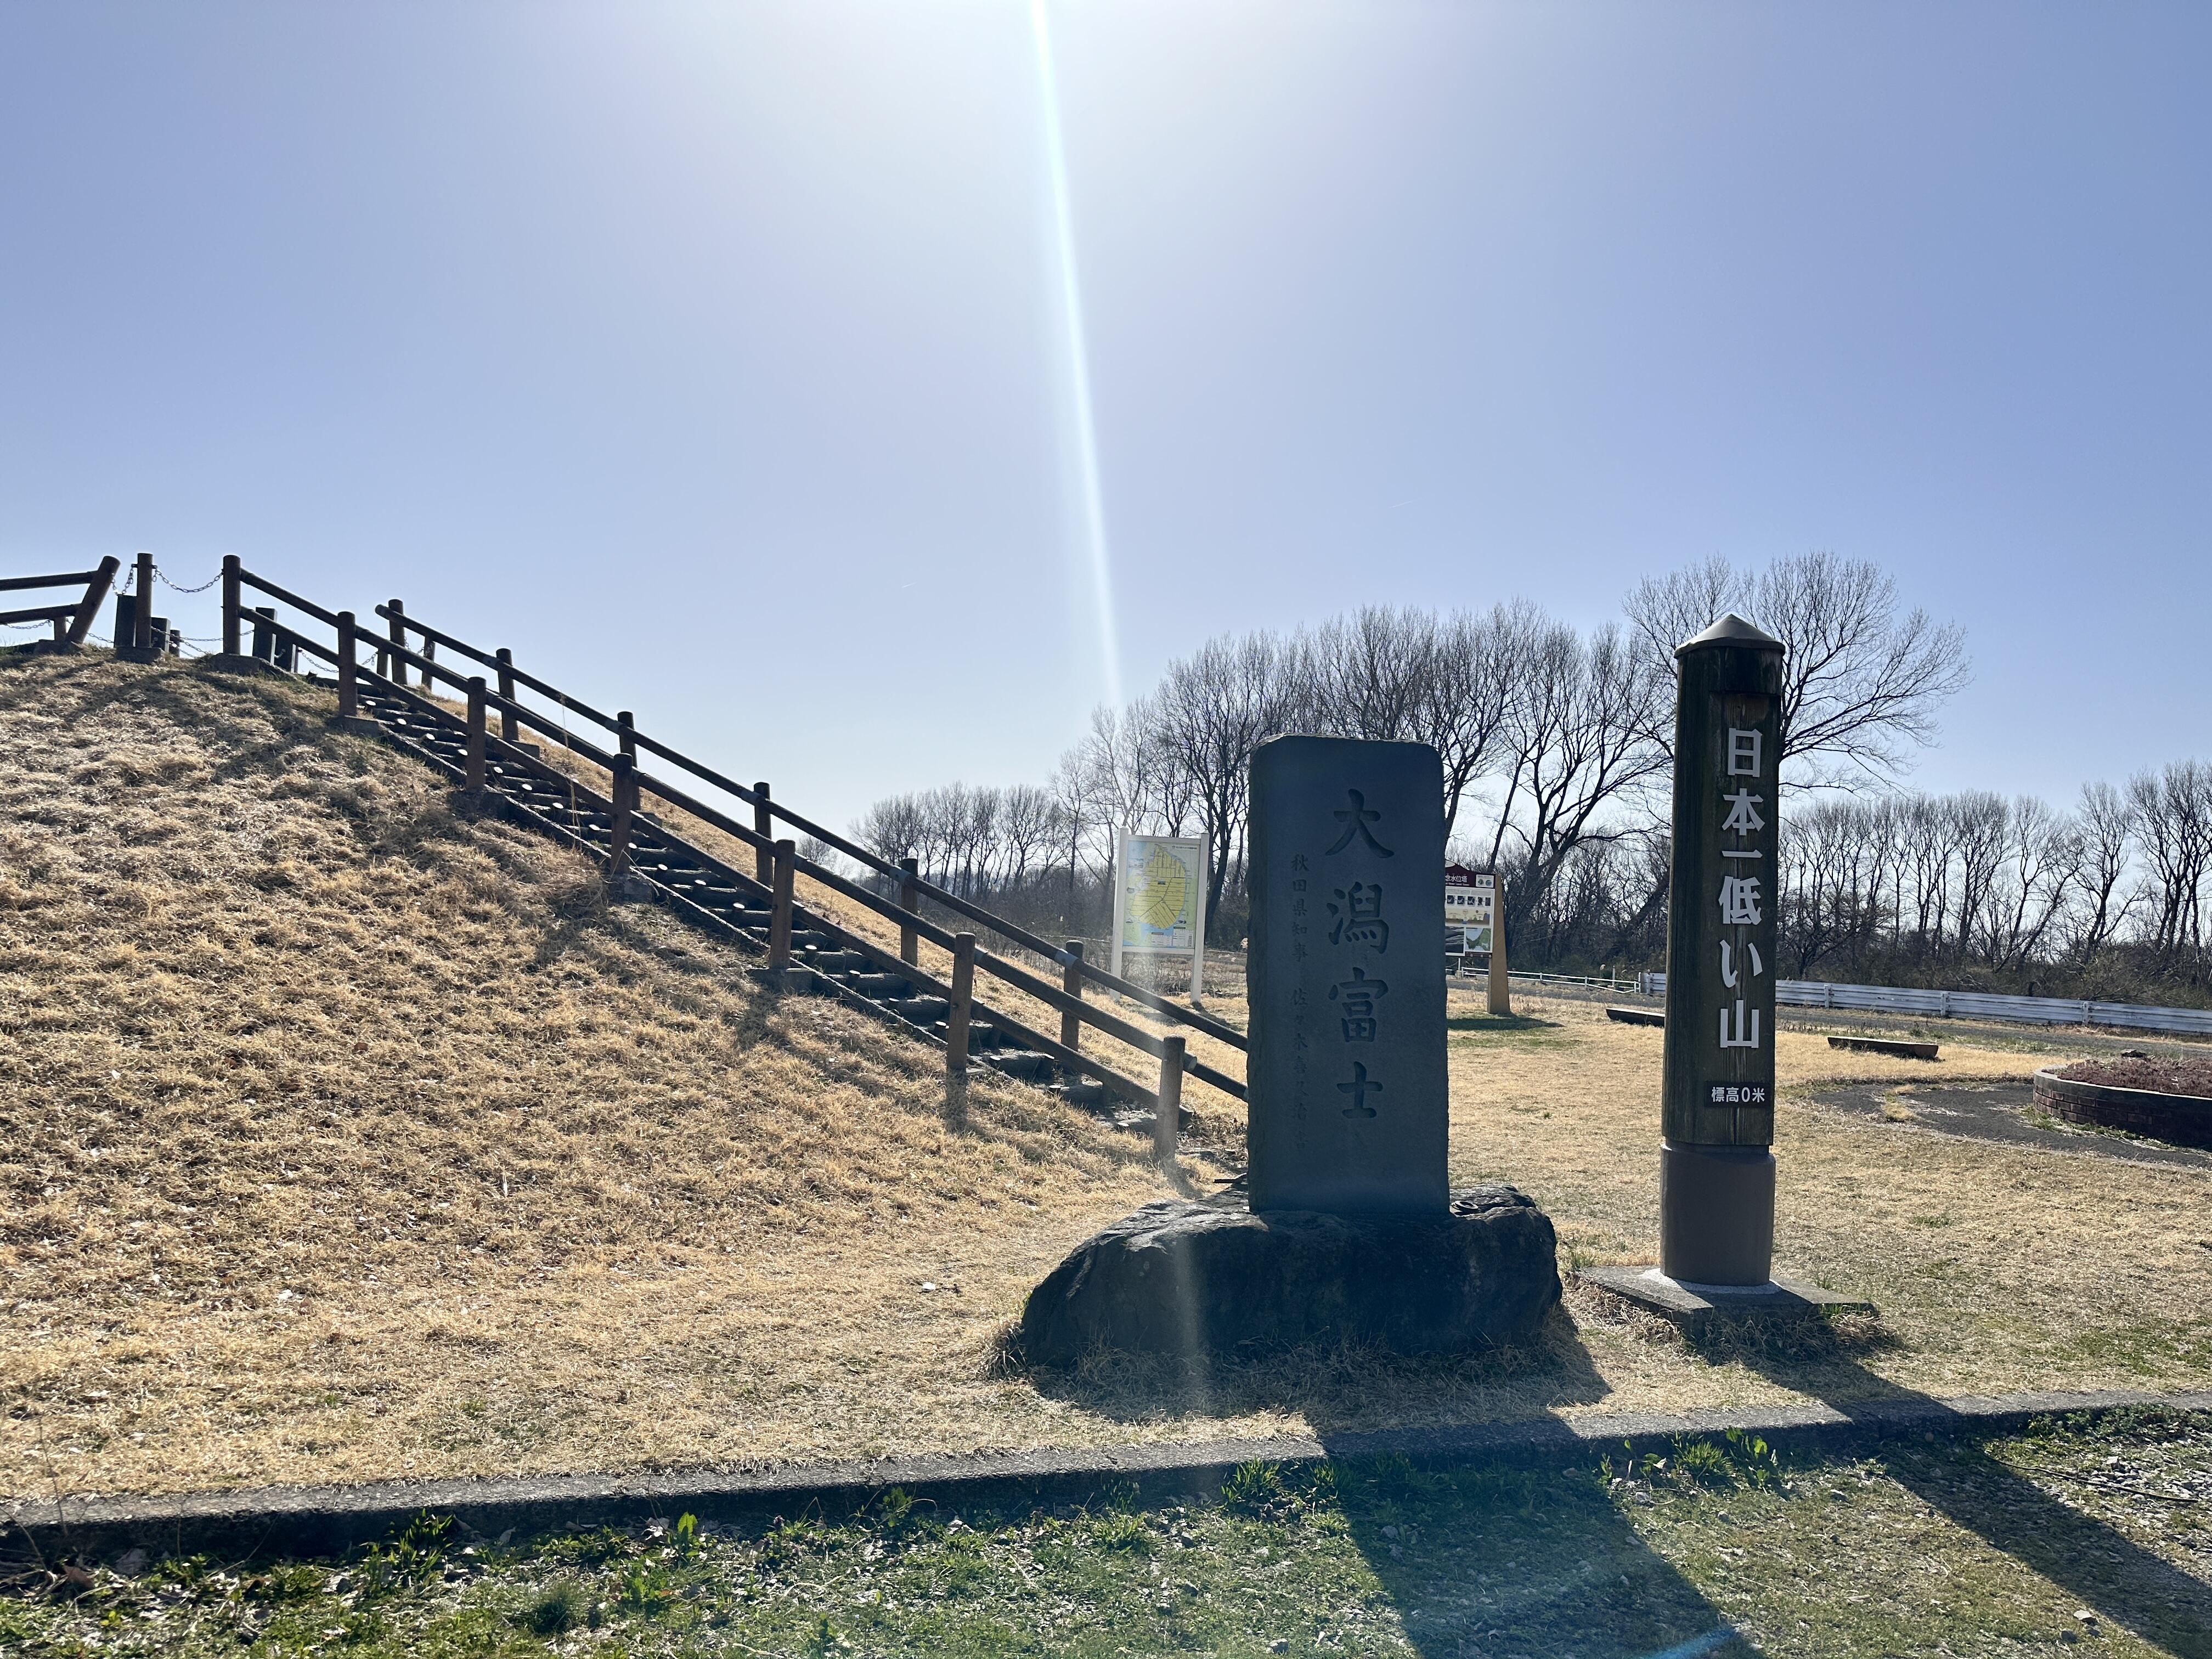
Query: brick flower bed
xmin=2033 ymin=1056 xmax=2212 ymax=1148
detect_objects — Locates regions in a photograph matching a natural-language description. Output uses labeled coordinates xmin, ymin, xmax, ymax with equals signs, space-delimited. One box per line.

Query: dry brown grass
xmin=1450 ymin=993 xmax=2212 ymax=1415
xmin=0 ymin=654 xmax=1170 ymax=1500
xmin=5 ymin=652 xmax=2209 ymax=1508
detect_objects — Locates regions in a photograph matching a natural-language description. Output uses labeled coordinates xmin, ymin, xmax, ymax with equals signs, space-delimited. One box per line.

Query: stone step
xmin=847 ymin=972 xmax=911 ymax=997
xmin=931 ymin=1021 xmax=1006 ymax=1049
xmin=1053 ymin=1079 xmax=1108 ymax=1108
xmin=887 ymin=996 xmax=950 ymax=1023
xmin=804 ymin=949 xmax=866 ymax=973
xmin=990 ymin=1049 xmax=1054 ymax=1080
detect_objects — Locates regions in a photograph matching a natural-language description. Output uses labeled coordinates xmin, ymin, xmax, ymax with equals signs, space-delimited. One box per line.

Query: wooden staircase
xmin=187 ymin=556 xmax=1248 ymax=1135
xmin=347 ymin=681 xmax=1136 ymax=1121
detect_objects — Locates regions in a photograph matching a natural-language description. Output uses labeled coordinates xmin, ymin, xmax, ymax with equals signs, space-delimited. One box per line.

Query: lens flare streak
xmin=1030 ymin=0 xmax=1123 ymax=710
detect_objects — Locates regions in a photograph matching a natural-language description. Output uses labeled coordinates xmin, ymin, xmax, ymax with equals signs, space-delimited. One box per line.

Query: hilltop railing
xmin=216 ymin=557 xmax=1249 ymax=1113
xmin=0 ymin=556 xmax=121 ymax=648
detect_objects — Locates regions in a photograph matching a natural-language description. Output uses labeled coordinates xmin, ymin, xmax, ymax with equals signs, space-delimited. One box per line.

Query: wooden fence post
xmin=386 ymin=600 xmax=407 ymax=687
xmin=220 ymin=555 xmax=240 ymax=656
xmin=496 ymin=648 xmax=516 ymax=741
xmin=618 ymin=711 xmax=636 ymax=765
xmin=1060 ymin=940 xmax=1085 ymax=1051
xmin=1155 ymin=1036 xmax=1185 ymax=1161
xmin=251 ymin=606 xmax=275 ymax=663
xmin=132 ymin=552 xmax=154 ymax=654
xmin=465 ymin=676 xmax=487 ymax=791
xmin=947 ymin=932 xmax=977 ymax=1080
xmin=66 ymin=556 xmax=120 ymax=648
xmin=754 ymin=782 xmax=774 ymax=884
xmin=768 ymin=839 xmax=796 ymax=969
xmin=608 ymin=755 xmax=636 ymax=878
xmin=337 ymin=612 xmax=358 ymax=717
xmin=899 ymin=856 xmax=920 ymax=966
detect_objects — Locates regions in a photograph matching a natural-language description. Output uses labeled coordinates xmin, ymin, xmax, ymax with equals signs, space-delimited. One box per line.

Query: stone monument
xmin=1248 ymin=736 xmax=1448 ymax=1217
xmin=1584 ymin=614 xmax=1872 ymax=1327
xmin=1018 ymin=735 xmax=1560 ymax=1364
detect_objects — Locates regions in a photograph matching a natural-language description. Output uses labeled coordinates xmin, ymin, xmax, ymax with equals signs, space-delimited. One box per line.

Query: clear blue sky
xmin=4 ymin=3 xmax=2207 ymax=834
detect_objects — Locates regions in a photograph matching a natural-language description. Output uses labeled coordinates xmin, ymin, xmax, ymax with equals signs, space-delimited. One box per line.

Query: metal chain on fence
xmin=155 ymin=565 xmax=224 ymax=594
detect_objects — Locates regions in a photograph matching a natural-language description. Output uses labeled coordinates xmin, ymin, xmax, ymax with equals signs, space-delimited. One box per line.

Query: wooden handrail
xmin=342 ymin=661 xmax=1163 ymax=1107
xmin=236 ymin=569 xmax=346 ymax=631
xmin=0 ymin=603 xmax=83 ymax=627
xmin=0 ymin=568 xmax=106 ymax=594
xmin=238 ymin=566 xmax=1243 ymax=1092
xmin=356 ymin=582 xmax=1242 ymax=1051
xmin=373 ymin=601 xmax=626 ymax=735
xmin=0 ymin=557 xmax=119 ymax=646
xmin=598 ymin=753 xmax=1245 ymax=1097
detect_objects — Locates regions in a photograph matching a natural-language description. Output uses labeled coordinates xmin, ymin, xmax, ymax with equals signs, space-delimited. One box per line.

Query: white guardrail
xmin=1632 ymin=973 xmax=2212 ymax=1038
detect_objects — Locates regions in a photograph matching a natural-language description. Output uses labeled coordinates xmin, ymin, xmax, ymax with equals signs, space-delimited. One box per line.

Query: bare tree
xmin=1303 ymin=604 xmax=1519 ymax=840
xmin=1986 ymin=795 xmax=2079 ymax=971
xmin=1626 ymin=551 xmax=1970 ymax=786
xmin=1487 ymin=619 xmax=1669 ymax=939
xmin=1152 ymin=629 xmax=1306 ymax=927
xmin=2128 ymin=760 xmax=2212 ymax=959
xmin=2068 ymin=780 xmax=2138 ymax=962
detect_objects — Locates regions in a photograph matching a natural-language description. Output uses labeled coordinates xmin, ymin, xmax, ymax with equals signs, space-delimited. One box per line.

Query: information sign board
xmin=1110 ymin=832 xmax=1209 ymax=996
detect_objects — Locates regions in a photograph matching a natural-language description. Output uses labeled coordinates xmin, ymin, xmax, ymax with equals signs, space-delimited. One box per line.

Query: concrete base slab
xmin=1580 ymin=1265 xmax=1875 ymax=1330
xmin=1606 ymin=1006 xmax=1665 ymax=1027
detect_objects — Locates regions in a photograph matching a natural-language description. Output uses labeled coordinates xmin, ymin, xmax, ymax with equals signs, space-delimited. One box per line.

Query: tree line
xmin=847 ymin=552 xmax=2212 ymax=1003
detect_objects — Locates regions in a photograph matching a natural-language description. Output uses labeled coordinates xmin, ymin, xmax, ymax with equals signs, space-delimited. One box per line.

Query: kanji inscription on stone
xmin=1248 ymin=736 xmax=1447 ymax=1217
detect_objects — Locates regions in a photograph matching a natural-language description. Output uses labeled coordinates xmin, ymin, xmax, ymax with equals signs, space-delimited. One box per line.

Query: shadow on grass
xmin=1021 ymin=1311 xmax=1754 ymax=1656
xmin=1322 ymin=1458 xmax=1754 ymax=1659
xmin=1704 ymin=1317 xmax=2212 ymax=1657
xmin=1447 ymin=1012 xmax=1563 ymax=1035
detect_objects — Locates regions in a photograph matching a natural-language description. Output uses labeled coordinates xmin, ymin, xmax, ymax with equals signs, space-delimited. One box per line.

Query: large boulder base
xmin=1018 ymin=1184 xmax=1560 ymax=1365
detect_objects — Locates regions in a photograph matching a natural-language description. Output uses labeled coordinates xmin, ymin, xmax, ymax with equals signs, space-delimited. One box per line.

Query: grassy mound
xmin=0 ymin=653 xmax=1166 ymax=1499
xmin=8 ymin=651 xmax=2212 ymax=1510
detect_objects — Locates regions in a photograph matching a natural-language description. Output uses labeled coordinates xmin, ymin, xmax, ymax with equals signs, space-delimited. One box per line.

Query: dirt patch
xmin=1808 ymin=1080 xmax=2212 ymax=1170
xmin=2052 ymin=1054 xmax=2212 ymax=1098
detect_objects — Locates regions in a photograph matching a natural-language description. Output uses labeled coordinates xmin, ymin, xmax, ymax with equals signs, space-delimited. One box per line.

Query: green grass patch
xmin=6 ymin=1415 xmax=2211 ymax=1655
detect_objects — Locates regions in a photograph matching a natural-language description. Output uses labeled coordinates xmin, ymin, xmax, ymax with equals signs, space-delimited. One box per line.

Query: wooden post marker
xmin=336 ymin=612 xmax=358 ymax=717
xmin=132 ymin=552 xmax=154 ymax=655
xmin=220 ymin=555 xmax=241 ymax=656
xmin=899 ymin=856 xmax=920 ymax=966
xmin=1155 ymin=1036 xmax=1185 ymax=1161
xmin=618 ymin=710 xmax=636 ymax=765
xmin=768 ymin=838 xmax=795 ymax=969
xmin=386 ymin=600 xmax=407 ymax=687
xmin=1060 ymin=940 xmax=1085 ymax=1051
xmin=465 ymin=676 xmax=488 ymax=791
xmin=947 ymin=932 xmax=977 ymax=1080
xmin=1487 ymin=898 xmax=1511 ymax=1018
xmin=608 ymin=755 xmax=638 ymax=879
xmin=754 ymin=782 xmax=774 ymax=884
xmin=1656 ymin=615 xmax=1785 ymax=1285
xmin=496 ymin=649 xmax=517 ymax=741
